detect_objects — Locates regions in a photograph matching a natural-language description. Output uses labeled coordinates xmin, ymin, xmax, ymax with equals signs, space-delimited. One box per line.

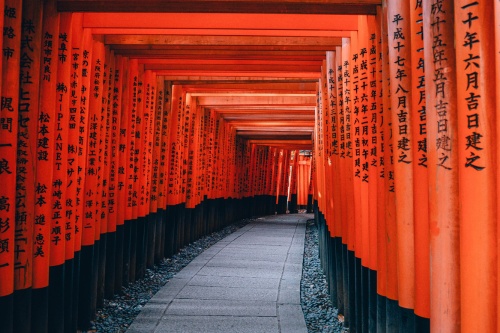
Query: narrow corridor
xmin=127 ymin=214 xmax=309 ymax=333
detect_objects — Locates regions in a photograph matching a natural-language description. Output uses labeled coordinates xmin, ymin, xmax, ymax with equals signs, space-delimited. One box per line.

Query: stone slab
xmin=165 ymin=299 xmax=277 ymax=317
xmin=155 ymin=315 xmax=279 ymax=333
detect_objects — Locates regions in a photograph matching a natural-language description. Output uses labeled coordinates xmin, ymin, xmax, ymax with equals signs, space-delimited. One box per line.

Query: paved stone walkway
xmin=127 ymin=214 xmax=310 ymax=333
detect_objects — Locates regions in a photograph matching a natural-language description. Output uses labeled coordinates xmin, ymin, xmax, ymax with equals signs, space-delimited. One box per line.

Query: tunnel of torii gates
xmin=0 ymin=0 xmax=499 ymax=332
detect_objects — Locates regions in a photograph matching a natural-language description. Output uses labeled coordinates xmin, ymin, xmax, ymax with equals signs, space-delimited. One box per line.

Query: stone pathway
xmin=127 ymin=214 xmax=310 ymax=333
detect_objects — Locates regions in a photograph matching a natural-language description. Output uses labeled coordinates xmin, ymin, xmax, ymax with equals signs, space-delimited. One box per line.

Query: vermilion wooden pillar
xmin=0 ymin=1 xmax=21 ymax=332
xmin=105 ymin=52 xmax=122 ymax=297
xmin=341 ymin=37 xmax=355 ymax=253
xmin=455 ymin=2 xmax=498 ymax=332
xmin=69 ymin=14 xmax=84 ymax=333
xmin=375 ymin=6 xmax=387 ymax=306
xmin=423 ymin=1 xmax=461 ymax=332
xmin=335 ymin=45 xmax=348 ymax=246
xmin=151 ymin=76 xmax=164 ymax=262
xmin=409 ymin=0 xmax=429 ymax=322
xmin=380 ymin=0 xmax=399 ymax=325
xmin=326 ymin=51 xmax=341 ymax=235
xmin=90 ymin=39 xmax=105 ymax=314
xmin=495 ymin=3 xmax=500 ymax=330
xmin=46 ymin=12 xmax=72 ymax=333
xmin=76 ymin=28 xmax=93 ymax=330
xmin=14 ymin=1 xmax=42 ymax=333
xmin=387 ymin=0 xmax=415 ymax=313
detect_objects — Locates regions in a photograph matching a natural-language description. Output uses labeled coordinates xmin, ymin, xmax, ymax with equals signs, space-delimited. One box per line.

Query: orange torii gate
xmin=1 ymin=2 xmax=500 ymax=333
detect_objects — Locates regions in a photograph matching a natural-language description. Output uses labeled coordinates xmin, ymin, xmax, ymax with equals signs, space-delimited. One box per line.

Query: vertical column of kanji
xmin=422 ymin=1 xmax=460 ymax=331
xmin=366 ymin=17 xmax=379 ymax=274
xmin=455 ymin=1 xmax=498 ymax=331
xmin=335 ymin=46 xmax=347 ymax=243
xmin=315 ymin=68 xmax=324 ymax=219
xmin=91 ymin=40 xmax=106 ymax=311
xmin=387 ymin=0 xmax=415 ymax=314
xmin=213 ymin=115 xmax=223 ymax=226
xmin=12 ymin=2 xmax=41 ymax=333
xmin=202 ymin=109 xmax=213 ymax=229
xmin=166 ymin=85 xmax=182 ymax=249
xmin=159 ymin=80 xmax=172 ymax=258
xmin=358 ymin=18 xmax=371 ymax=268
xmin=348 ymin=32 xmax=362 ymax=263
xmin=326 ymin=51 xmax=340 ymax=235
xmin=85 ymin=37 xmax=104 ymax=320
xmin=45 ymin=11 xmax=70 ymax=333
xmin=134 ymin=63 xmax=148 ymax=280
xmin=179 ymin=89 xmax=189 ymax=241
xmin=0 ymin=1 xmax=21 ymax=331
xmin=105 ymin=51 xmax=120 ymax=298
xmin=137 ymin=68 xmax=148 ymax=223
xmin=126 ymin=59 xmax=139 ymax=282
xmin=409 ymin=0 xmax=429 ymax=324
xmin=116 ymin=56 xmax=129 ymax=289
xmin=63 ymin=12 xmax=80 ymax=333
xmin=96 ymin=49 xmax=111 ymax=304
xmin=323 ymin=60 xmax=333 ymax=226
xmin=365 ymin=15 xmax=380 ymax=332
xmin=381 ymin=1 xmax=399 ymax=329
xmin=350 ymin=30 xmax=363 ymax=331
xmin=322 ymin=59 xmax=332 ymax=229
xmin=32 ymin=5 xmax=57 ymax=330
xmin=341 ymin=38 xmax=355 ymax=254
xmin=67 ymin=14 xmax=83 ymax=333
xmin=375 ymin=8 xmax=388 ymax=312
xmin=333 ymin=47 xmax=349 ymax=322
xmin=186 ymin=96 xmax=198 ymax=210
xmin=145 ymin=70 xmax=157 ymax=268
xmin=217 ymin=116 xmax=225 ymax=202
xmin=196 ymin=105 xmax=206 ymax=211
xmin=355 ymin=24 xmax=368 ymax=268
xmin=0 ymin=0 xmax=3 ymax=94
xmin=77 ymin=29 xmax=94 ymax=331
xmin=195 ymin=104 xmax=205 ymax=235
xmin=151 ymin=76 xmax=163 ymax=263
xmin=181 ymin=93 xmax=196 ymax=244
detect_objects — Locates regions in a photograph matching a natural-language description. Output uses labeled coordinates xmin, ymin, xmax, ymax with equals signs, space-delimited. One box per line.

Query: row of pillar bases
xmin=315 ymin=201 xmax=430 ymax=333
xmin=0 ymin=195 xmax=283 ymax=333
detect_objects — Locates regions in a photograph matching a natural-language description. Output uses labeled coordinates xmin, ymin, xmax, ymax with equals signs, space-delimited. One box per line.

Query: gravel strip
xmin=83 ymin=218 xmax=252 ymax=333
xmin=301 ymin=218 xmax=346 ymax=333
